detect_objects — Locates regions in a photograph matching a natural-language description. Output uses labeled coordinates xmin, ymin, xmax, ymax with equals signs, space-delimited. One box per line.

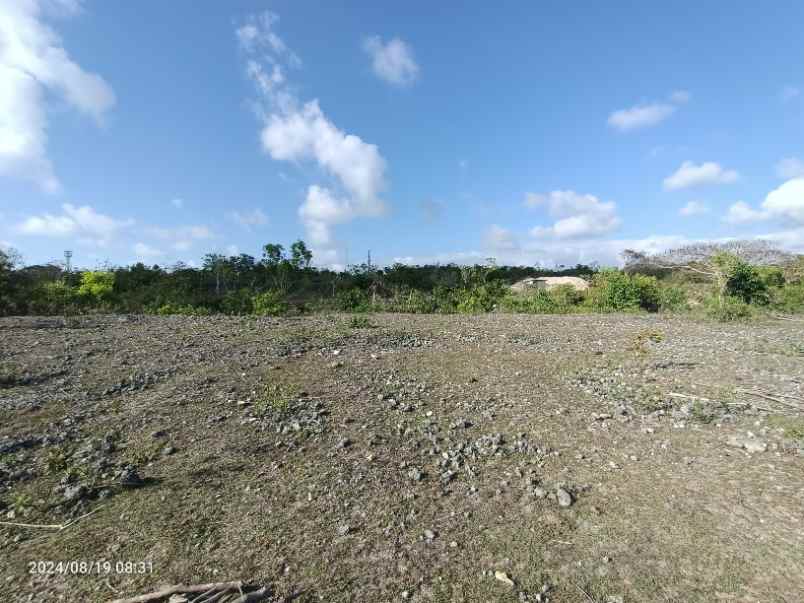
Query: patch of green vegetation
xmin=0 ymin=363 xmax=22 ymax=388
xmin=766 ymin=416 xmax=804 ymax=442
xmin=629 ymin=329 xmax=664 ymax=354
xmin=254 ymin=382 xmax=297 ymax=417
xmin=348 ymin=315 xmax=375 ymax=329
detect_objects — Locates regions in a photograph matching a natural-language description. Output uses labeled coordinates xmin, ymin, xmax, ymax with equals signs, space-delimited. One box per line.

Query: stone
xmin=336 ymin=524 xmax=350 ymax=536
xmin=556 ymin=487 xmax=574 ymax=508
xmin=424 ymin=529 xmax=437 ymax=540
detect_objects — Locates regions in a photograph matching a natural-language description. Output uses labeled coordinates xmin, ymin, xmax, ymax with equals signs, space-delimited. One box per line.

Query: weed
xmin=629 ymin=329 xmax=664 ymax=354
xmin=348 ymin=315 xmax=375 ymax=329
xmin=254 ymin=382 xmax=297 ymax=416
xmin=766 ymin=416 xmax=804 ymax=443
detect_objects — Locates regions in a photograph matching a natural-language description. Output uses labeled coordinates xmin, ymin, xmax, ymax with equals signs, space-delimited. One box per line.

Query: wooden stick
xmin=109 ymin=582 xmax=244 ymax=603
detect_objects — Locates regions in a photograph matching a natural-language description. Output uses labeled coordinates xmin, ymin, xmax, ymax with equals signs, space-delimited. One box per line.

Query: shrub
xmin=658 ymin=285 xmax=689 ymax=312
xmin=774 ymin=282 xmax=804 ymax=313
xmin=455 ymin=281 xmax=506 ymax=314
xmin=704 ymin=295 xmax=754 ymax=321
xmin=331 ymin=288 xmax=372 ymax=312
xmin=395 ymin=288 xmax=438 ymax=314
xmin=221 ymin=288 xmax=254 ymax=315
xmin=154 ymin=303 xmax=211 ymax=316
xmin=252 ymin=290 xmax=289 ymax=316
xmin=586 ymin=270 xmax=659 ymax=312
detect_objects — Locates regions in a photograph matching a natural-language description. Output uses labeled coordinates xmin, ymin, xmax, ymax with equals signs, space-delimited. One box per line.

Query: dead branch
xmin=0 ymin=505 xmax=104 ymax=531
xmin=109 ymin=582 xmax=245 ymax=603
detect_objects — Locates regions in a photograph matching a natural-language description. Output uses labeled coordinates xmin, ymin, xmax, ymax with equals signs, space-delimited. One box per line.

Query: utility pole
xmin=64 ymin=250 xmax=73 ymax=274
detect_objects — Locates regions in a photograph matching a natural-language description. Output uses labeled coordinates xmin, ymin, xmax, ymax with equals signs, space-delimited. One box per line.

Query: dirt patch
xmin=1 ymin=313 xmax=802 ymax=602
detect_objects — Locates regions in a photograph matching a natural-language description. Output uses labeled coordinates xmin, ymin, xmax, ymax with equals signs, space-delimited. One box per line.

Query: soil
xmin=1 ymin=313 xmax=803 ymax=602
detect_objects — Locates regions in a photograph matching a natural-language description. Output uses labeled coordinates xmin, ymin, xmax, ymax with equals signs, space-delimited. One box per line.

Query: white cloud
xmin=227 ymin=208 xmax=268 ymax=229
xmin=781 ymin=85 xmax=800 ymax=102
xmin=776 ymin=157 xmax=804 ymax=179
xmin=484 ymin=225 xmax=519 ymax=251
xmin=525 ymin=190 xmax=621 ymax=239
xmin=133 ymin=242 xmax=164 ymax=258
xmin=608 ymin=90 xmax=690 ymax=132
xmin=238 ymin=11 xmax=388 ymax=265
xmin=761 ymin=178 xmax=804 ymax=224
xmin=722 ymin=178 xmax=804 ymax=226
xmin=608 ymin=103 xmax=675 ymax=131
xmin=362 ymin=36 xmax=419 ymax=86
xmin=679 ymin=200 xmax=708 ymax=217
xmin=0 ymin=0 xmax=115 ymax=192
xmin=170 ymin=198 xmax=184 ymax=209
xmin=17 ymin=203 xmax=132 ymax=245
xmin=663 ymin=161 xmax=739 ymax=190
xmin=724 ymin=201 xmax=768 ymax=225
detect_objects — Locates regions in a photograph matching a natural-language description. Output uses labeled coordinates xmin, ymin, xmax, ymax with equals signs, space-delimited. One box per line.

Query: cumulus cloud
xmin=663 ymin=161 xmax=739 ymax=190
xmin=722 ymin=178 xmax=804 ymax=226
xmin=227 ymin=208 xmax=268 ymax=229
xmin=362 ymin=36 xmax=419 ymax=86
xmin=776 ymin=157 xmax=804 ymax=179
xmin=525 ymin=190 xmax=621 ymax=239
xmin=238 ymin=11 xmax=388 ymax=264
xmin=0 ymin=0 xmax=115 ymax=192
xmin=724 ymin=201 xmax=767 ymax=225
xmin=679 ymin=200 xmax=708 ymax=217
xmin=17 ymin=203 xmax=132 ymax=245
xmin=607 ymin=90 xmax=690 ymax=132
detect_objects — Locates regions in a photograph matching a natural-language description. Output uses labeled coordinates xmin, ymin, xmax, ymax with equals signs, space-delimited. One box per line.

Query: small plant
xmin=44 ymin=447 xmax=72 ymax=474
xmin=690 ymin=401 xmax=717 ymax=424
xmin=0 ymin=363 xmax=22 ymax=388
xmin=348 ymin=315 xmax=375 ymax=329
xmin=254 ymin=383 xmax=296 ymax=416
xmin=766 ymin=416 xmax=804 ymax=443
xmin=7 ymin=491 xmax=35 ymax=518
xmin=629 ymin=329 xmax=664 ymax=354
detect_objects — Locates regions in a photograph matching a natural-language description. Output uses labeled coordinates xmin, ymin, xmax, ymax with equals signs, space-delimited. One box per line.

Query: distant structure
xmin=64 ymin=250 xmax=73 ymax=273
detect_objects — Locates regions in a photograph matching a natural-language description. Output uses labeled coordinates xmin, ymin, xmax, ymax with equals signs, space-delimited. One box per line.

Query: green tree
xmin=77 ymin=271 xmax=116 ymax=305
xmin=262 ymin=244 xmax=285 ymax=266
xmin=290 ymin=240 xmax=313 ymax=269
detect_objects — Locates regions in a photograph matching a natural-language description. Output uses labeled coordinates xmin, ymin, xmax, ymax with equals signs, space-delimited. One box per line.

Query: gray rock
xmin=556 ymin=487 xmax=574 ymax=508
xmin=408 ymin=467 xmax=424 ymax=481
xmin=424 ymin=529 xmax=437 ymax=540
xmin=727 ymin=435 xmax=767 ymax=453
xmin=336 ymin=524 xmax=350 ymax=536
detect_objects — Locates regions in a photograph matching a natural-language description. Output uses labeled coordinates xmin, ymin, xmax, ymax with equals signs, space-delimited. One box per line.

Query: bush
xmin=154 ymin=303 xmax=211 ymax=316
xmin=586 ymin=270 xmax=659 ymax=312
xmin=705 ymin=295 xmax=754 ymax=321
xmin=252 ymin=290 xmax=288 ymax=316
xmin=455 ymin=281 xmax=506 ymax=314
xmin=221 ymin=288 xmax=254 ymax=315
xmin=774 ymin=282 xmax=804 ymax=313
xmin=658 ymin=285 xmax=689 ymax=312
xmin=712 ymin=253 xmax=769 ymax=305
xmin=333 ymin=288 xmax=372 ymax=312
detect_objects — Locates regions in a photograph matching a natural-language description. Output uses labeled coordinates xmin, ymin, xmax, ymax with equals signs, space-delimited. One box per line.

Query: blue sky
xmin=2 ymin=0 xmax=804 ymax=269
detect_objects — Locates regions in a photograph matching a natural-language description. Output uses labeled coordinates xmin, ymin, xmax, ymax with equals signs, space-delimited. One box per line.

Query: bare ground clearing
xmin=0 ymin=313 xmax=802 ymax=602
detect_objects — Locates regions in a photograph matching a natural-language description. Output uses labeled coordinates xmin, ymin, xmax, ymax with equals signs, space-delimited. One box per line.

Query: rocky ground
xmin=0 ymin=313 xmax=803 ymax=602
